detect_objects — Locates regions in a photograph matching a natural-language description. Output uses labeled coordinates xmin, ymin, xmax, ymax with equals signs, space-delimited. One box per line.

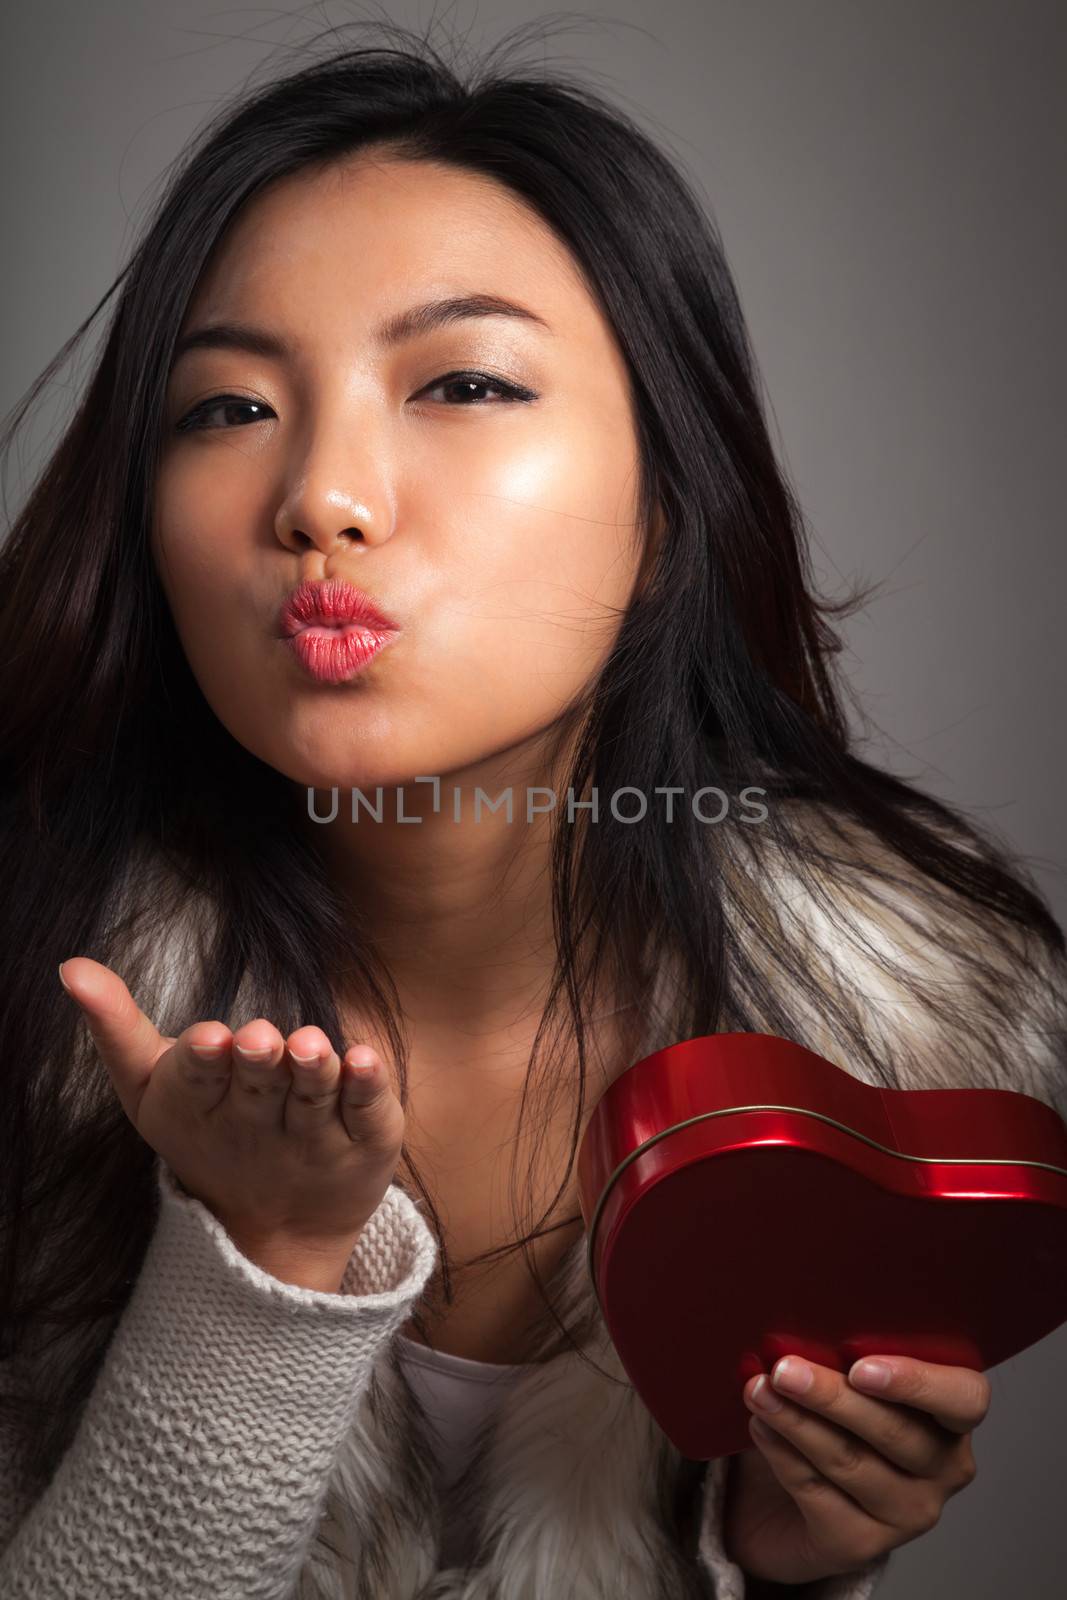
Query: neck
xmin=290 ymin=728 xmax=607 ymax=1035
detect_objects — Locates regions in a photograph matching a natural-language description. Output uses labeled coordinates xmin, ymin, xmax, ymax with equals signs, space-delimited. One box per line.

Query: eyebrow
xmin=170 ymin=293 xmax=553 ymax=367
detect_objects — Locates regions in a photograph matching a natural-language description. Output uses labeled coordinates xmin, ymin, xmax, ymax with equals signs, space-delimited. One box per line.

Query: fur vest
xmin=19 ymin=800 xmax=1066 ymax=1598
xmin=278 ymin=803 xmax=1067 ymax=1598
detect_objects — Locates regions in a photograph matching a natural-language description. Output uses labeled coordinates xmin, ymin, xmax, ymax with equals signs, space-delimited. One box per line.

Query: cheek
xmin=152 ymin=440 xmax=262 ymax=570
xmin=152 ymin=525 xmax=232 ymax=657
xmin=151 ymin=496 xmax=267 ymax=726
xmin=425 ymin=429 xmax=643 ymax=714
xmin=152 ymin=464 xmax=216 ymax=621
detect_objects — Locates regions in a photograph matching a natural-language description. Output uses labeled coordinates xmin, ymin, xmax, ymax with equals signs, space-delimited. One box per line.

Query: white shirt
xmin=394 ymin=1333 xmax=531 ymax=1568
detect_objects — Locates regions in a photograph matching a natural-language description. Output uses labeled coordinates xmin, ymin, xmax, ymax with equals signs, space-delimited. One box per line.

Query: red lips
xmin=278 ymin=577 xmax=399 ymax=638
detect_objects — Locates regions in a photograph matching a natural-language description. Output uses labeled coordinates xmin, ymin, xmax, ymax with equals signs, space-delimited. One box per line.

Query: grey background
xmin=2 ymin=1 xmax=1064 ymax=1593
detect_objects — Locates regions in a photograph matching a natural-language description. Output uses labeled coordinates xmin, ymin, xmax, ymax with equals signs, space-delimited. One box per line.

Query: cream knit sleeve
xmin=0 ymin=1156 xmax=438 ymax=1600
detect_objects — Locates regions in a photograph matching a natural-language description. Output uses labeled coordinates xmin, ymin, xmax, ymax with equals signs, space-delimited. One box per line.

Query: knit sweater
xmin=2 ymin=802 xmax=1065 ymax=1598
xmin=0 ymin=1158 xmax=890 ymax=1600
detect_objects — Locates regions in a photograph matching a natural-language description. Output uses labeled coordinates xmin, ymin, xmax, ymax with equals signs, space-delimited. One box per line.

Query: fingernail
xmin=773 ymin=1357 xmax=813 ymax=1395
xmin=750 ymin=1375 xmax=784 ymax=1412
xmin=190 ymin=1041 xmax=227 ymax=1060
xmin=234 ymin=1043 xmax=274 ymax=1061
xmin=851 ymin=1360 xmax=893 ymax=1390
xmin=58 ymin=962 xmax=74 ymax=995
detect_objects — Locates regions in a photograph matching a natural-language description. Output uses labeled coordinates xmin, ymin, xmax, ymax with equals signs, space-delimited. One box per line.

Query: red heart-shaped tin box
xmin=575 ymin=1033 xmax=1067 ymax=1460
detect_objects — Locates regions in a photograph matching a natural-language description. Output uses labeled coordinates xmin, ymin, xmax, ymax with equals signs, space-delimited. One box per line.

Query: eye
xmin=414 ymin=369 xmax=538 ymax=407
xmin=173 ymin=370 xmax=538 ymax=434
xmin=175 ymin=395 xmax=276 ymax=433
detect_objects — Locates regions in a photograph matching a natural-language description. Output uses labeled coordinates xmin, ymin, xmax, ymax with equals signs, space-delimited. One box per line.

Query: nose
xmin=273 ymin=424 xmax=395 ymax=559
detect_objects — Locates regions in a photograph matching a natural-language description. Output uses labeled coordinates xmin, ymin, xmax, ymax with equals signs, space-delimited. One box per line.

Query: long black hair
xmin=2 ymin=14 xmax=1063 ymax=1494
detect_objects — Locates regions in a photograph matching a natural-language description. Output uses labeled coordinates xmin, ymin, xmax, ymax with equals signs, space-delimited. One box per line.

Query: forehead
xmin=184 ymin=153 xmax=596 ymax=338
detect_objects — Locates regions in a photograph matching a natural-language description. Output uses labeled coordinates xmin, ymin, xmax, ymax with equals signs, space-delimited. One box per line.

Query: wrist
xmin=224 ymin=1229 xmax=365 ymax=1291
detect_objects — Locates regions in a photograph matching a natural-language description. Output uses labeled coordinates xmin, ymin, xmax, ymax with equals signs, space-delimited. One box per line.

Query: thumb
xmin=59 ymin=957 xmax=168 ymax=1123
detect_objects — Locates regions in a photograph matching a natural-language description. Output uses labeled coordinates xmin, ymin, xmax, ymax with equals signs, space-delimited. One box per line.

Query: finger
xmin=745 ymin=1367 xmax=945 ymax=1531
xmin=749 ymin=1358 xmax=947 ymax=1478
xmin=848 ymin=1356 xmax=992 ymax=1435
xmin=59 ymin=957 xmax=168 ymax=1124
xmin=166 ymin=1022 xmax=237 ymax=1110
xmin=746 ymin=1415 xmax=898 ymax=1566
xmin=338 ymin=1045 xmax=395 ymax=1141
xmin=283 ymin=1027 xmax=343 ymax=1136
xmin=227 ymin=1020 xmax=290 ymax=1125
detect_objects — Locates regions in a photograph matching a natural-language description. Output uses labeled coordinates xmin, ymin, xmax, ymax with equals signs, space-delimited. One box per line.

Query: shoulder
xmin=719 ymin=798 xmax=1067 ymax=1119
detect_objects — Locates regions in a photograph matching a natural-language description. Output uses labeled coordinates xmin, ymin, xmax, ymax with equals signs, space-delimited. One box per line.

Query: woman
xmin=1 ymin=20 xmax=1064 ymax=1599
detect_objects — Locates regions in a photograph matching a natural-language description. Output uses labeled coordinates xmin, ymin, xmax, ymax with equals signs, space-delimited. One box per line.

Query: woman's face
xmin=153 ymin=153 xmax=651 ymax=793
